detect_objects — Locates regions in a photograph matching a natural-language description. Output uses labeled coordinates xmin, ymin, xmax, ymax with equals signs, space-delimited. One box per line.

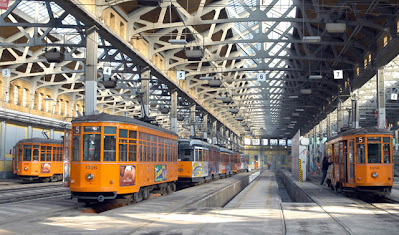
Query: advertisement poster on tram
xmin=120 ymin=165 xmax=136 ymax=186
xmin=155 ymin=165 xmax=167 ymax=182
xmin=41 ymin=163 xmax=51 ymax=173
xmin=0 ymin=0 xmax=9 ymax=10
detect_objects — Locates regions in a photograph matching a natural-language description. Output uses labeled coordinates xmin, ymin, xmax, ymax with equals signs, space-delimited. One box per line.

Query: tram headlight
xmin=87 ymin=173 xmax=94 ymax=181
xmin=24 ymin=167 xmax=28 ymax=171
xmin=372 ymin=172 xmax=378 ymax=178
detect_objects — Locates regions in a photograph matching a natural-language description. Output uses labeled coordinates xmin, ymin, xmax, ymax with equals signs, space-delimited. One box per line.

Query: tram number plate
xmin=86 ymin=165 xmax=97 ymax=170
xmin=370 ymin=166 xmax=380 ymax=170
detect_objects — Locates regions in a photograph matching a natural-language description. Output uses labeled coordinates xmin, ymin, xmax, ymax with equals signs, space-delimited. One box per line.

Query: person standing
xmin=320 ymin=156 xmax=332 ymax=185
xmin=268 ymin=162 xmax=271 ymax=170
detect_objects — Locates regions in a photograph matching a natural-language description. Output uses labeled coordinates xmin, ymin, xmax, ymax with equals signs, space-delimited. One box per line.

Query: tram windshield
xmin=368 ymin=143 xmax=381 ymax=163
xmin=83 ymin=134 xmax=101 ymax=161
xmin=178 ymin=148 xmax=193 ymax=161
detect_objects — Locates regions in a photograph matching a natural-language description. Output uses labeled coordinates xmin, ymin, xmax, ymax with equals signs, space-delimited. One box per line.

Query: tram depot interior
xmin=1 ymin=0 xmax=399 ymax=233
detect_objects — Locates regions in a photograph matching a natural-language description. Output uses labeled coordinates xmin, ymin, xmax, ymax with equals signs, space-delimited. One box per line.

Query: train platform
xmin=1 ymin=170 xmax=399 ymax=234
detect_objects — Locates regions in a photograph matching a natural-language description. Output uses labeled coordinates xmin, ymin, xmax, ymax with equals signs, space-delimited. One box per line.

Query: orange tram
xmin=325 ymin=127 xmax=394 ymax=195
xmin=69 ymin=113 xmax=178 ymax=203
xmin=178 ymin=139 xmax=248 ymax=184
xmin=12 ymin=138 xmax=64 ymax=182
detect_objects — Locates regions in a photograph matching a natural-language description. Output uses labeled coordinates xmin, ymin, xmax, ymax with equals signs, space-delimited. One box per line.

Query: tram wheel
xmin=166 ymin=184 xmax=172 ymax=194
xmin=142 ymin=188 xmax=149 ymax=200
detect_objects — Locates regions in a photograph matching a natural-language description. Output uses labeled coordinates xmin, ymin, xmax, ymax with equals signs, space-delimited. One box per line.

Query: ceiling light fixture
xmin=309 ymin=75 xmax=322 ymax=79
xmin=326 ymin=23 xmax=346 ymax=33
xmin=168 ymin=39 xmax=187 ymax=45
xmin=288 ymin=95 xmax=298 ymax=98
xmin=302 ymin=36 xmax=321 ymax=43
xmin=199 ymin=76 xmax=212 ymax=80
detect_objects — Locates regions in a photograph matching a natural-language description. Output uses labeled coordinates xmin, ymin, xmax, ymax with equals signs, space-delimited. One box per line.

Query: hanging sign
xmin=2 ymin=68 xmax=10 ymax=77
xmin=391 ymin=93 xmax=398 ymax=101
xmin=0 ymin=0 xmax=9 ymax=10
xmin=177 ymin=71 xmax=185 ymax=80
xmin=103 ymin=67 xmax=112 ymax=76
xmin=333 ymin=70 xmax=343 ymax=79
xmin=257 ymin=73 xmax=266 ymax=82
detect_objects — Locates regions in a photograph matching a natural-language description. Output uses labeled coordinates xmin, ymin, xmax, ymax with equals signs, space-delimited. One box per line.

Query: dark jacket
xmin=322 ymin=159 xmax=332 ymax=172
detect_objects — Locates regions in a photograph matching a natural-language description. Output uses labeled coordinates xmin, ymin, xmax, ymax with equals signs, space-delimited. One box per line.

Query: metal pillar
xmin=190 ymin=105 xmax=196 ymax=138
xmin=1 ymin=121 xmax=6 ymax=178
xmin=170 ymin=91 xmax=178 ymax=133
xmin=27 ymin=126 xmax=32 ymax=139
xmin=50 ymin=129 xmax=54 ymax=139
xmin=377 ymin=68 xmax=386 ymax=129
xmin=337 ymin=102 xmax=343 ymax=133
xmin=212 ymin=121 xmax=217 ymax=144
xmin=327 ymin=114 xmax=331 ymax=138
xmin=84 ymin=27 xmax=98 ymax=116
xmin=395 ymin=130 xmax=399 ymax=151
xmin=202 ymin=114 xmax=208 ymax=140
xmin=140 ymin=70 xmax=150 ymax=118
xmin=351 ymin=96 xmax=359 ymax=129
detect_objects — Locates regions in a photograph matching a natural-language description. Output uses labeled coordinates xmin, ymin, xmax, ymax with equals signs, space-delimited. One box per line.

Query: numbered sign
xmin=177 ymin=71 xmax=185 ymax=80
xmin=333 ymin=70 xmax=343 ymax=79
xmin=2 ymin=68 xmax=10 ymax=77
xmin=391 ymin=93 xmax=398 ymax=101
xmin=257 ymin=73 xmax=266 ymax=82
xmin=103 ymin=67 xmax=112 ymax=76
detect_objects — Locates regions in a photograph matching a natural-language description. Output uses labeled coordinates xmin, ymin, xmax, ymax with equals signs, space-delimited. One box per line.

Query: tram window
xmin=72 ymin=136 xmax=81 ymax=161
xmin=146 ymin=145 xmax=150 ymax=162
xmin=119 ymin=129 xmax=128 ymax=138
xmin=383 ymin=144 xmax=390 ymax=163
xmin=149 ymin=146 xmax=152 ymax=162
xmin=138 ymin=145 xmax=142 ymax=161
xmin=357 ymin=144 xmax=365 ymax=163
xmin=368 ymin=143 xmax=381 ymax=163
xmin=18 ymin=146 xmax=22 ymax=161
xmin=159 ymin=146 xmax=164 ymax=161
xmin=23 ymin=146 xmax=32 ymax=161
xmin=159 ymin=137 xmax=164 ymax=144
xmin=104 ymin=126 xmax=116 ymax=135
xmin=383 ymin=137 xmax=390 ymax=143
xmin=147 ymin=134 xmax=151 ymax=141
xmin=349 ymin=141 xmax=354 ymax=163
xmin=47 ymin=146 xmax=51 ymax=161
xmin=367 ymin=137 xmax=381 ymax=142
xmin=119 ymin=140 xmax=127 ymax=161
xmin=40 ymin=146 xmax=46 ymax=162
xmin=129 ymin=145 xmax=136 ymax=161
xmin=83 ymin=134 xmax=101 ymax=161
xmin=129 ymin=130 xmax=137 ymax=139
xmin=84 ymin=126 xmax=101 ymax=133
xmin=199 ymin=150 xmax=202 ymax=161
xmin=33 ymin=149 xmax=39 ymax=161
xmin=104 ymin=136 xmax=116 ymax=161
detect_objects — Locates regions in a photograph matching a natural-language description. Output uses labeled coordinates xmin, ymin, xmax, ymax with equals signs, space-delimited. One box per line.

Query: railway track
xmin=0 ymin=184 xmax=70 ymax=204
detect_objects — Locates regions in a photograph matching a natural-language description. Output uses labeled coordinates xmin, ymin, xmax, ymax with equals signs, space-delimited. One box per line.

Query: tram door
xmin=347 ymin=140 xmax=354 ymax=184
xmin=343 ymin=140 xmax=348 ymax=183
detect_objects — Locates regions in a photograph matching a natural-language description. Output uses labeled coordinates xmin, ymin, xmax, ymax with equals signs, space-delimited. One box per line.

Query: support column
xmin=190 ymin=105 xmax=196 ymax=138
xmin=202 ymin=114 xmax=208 ymax=141
xmin=319 ymin=122 xmax=324 ymax=167
xmin=85 ymin=27 xmax=98 ymax=116
xmin=337 ymin=102 xmax=343 ymax=133
xmin=212 ymin=121 xmax=217 ymax=145
xmin=1 ymin=121 xmax=6 ymax=178
xmin=327 ymin=114 xmax=331 ymax=139
xmin=50 ymin=129 xmax=54 ymax=139
xmin=140 ymin=70 xmax=150 ymax=118
xmin=220 ymin=125 xmax=224 ymax=146
xmin=170 ymin=91 xmax=178 ymax=133
xmin=352 ymin=94 xmax=359 ymax=129
xmin=377 ymin=68 xmax=386 ymax=129
xmin=395 ymin=130 xmax=399 ymax=151
xmin=225 ymin=129 xmax=229 ymax=148
xmin=27 ymin=126 xmax=32 ymax=139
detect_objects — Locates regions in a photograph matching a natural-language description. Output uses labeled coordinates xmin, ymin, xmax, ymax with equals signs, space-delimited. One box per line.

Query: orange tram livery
xmin=178 ymin=139 xmax=248 ymax=184
xmin=325 ymin=127 xmax=394 ymax=195
xmin=12 ymin=138 xmax=64 ymax=182
xmin=69 ymin=113 xmax=178 ymax=203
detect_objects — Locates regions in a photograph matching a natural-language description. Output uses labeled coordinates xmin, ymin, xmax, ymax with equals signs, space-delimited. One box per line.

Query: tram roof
xmin=72 ymin=113 xmax=178 ymax=136
xmin=327 ymin=127 xmax=392 ymax=142
xmin=17 ymin=138 xmax=63 ymax=145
